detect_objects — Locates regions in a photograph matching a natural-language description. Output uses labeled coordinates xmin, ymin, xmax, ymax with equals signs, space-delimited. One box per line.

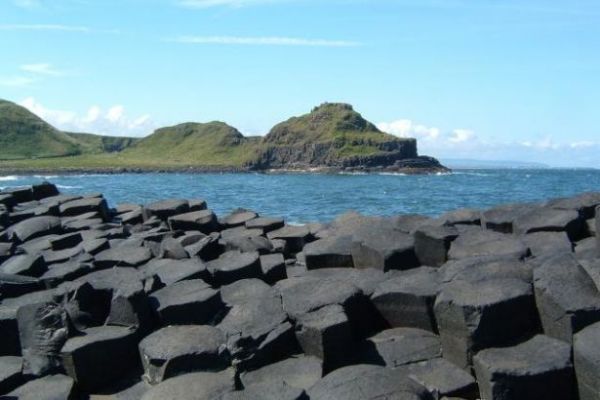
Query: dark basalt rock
xmin=0 ymin=254 xmax=46 ymax=277
xmin=533 ymin=253 xmax=600 ymax=343
xmin=513 ymin=206 xmax=584 ymax=240
xmin=0 ymin=272 xmax=42 ymax=299
xmin=245 ymin=216 xmax=285 ymax=233
xmin=5 ymin=373 xmax=75 ymax=400
xmin=61 ymin=325 xmax=139 ymax=392
xmin=259 ymin=253 xmax=286 ymax=284
xmin=149 ymin=279 xmax=224 ymax=326
xmin=222 ymin=209 xmax=258 ymax=228
xmin=303 ymin=235 xmax=354 ymax=270
xmin=221 ymin=234 xmax=273 ymax=255
xmin=59 ymin=197 xmax=109 ymax=221
xmin=168 ymin=209 xmax=219 ymax=233
xmin=522 ymin=231 xmax=573 ymax=257
xmin=547 ymin=192 xmax=600 ymax=219
xmin=138 ymin=258 xmax=209 ymax=286
xmin=448 ymin=229 xmax=530 ymax=261
xmin=206 ymin=251 xmax=262 ymax=286
xmin=240 ymin=355 xmax=322 ymax=391
xmin=94 ymin=246 xmax=153 ymax=268
xmin=8 ymin=216 xmax=62 ymax=243
xmin=138 ymin=325 xmax=230 ymax=384
xmin=2 ymin=186 xmax=33 ymax=204
xmin=267 ymin=225 xmax=312 ymax=254
xmin=371 ymin=267 xmax=440 ymax=332
xmin=574 ymin=321 xmax=600 ymax=400
xmin=223 ymin=381 xmax=307 ymax=400
xmin=0 ymin=356 xmax=24 ymax=395
xmin=306 ymin=364 xmax=432 ymax=400
xmin=596 ymin=205 xmax=600 ymax=255
xmin=144 ymin=199 xmax=190 ymax=221
xmin=351 ymin=225 xmax=419 ymax=271
xmin=481 ymin=203 xmax=537 ymax=233
xmin=434 ymin=278 xmax=538 ymax=369
xmin=140 ymin=370 xmax=236 ymax=400
xmin=473 ymin=335 xmax=575 ymax=400
xmin=414 ymin=225 xmax=459 ymax=267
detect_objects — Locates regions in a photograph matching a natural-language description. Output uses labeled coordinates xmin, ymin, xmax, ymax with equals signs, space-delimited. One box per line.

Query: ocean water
xmin=1 ymin=169 xmax=600 ymax=223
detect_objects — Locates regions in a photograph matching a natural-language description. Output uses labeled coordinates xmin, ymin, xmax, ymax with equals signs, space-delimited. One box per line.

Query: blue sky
xmin=1 ymin=0 xmax=599 ymax=167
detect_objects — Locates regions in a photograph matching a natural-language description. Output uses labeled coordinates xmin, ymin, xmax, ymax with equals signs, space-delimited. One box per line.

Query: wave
xmin=33 ymin=175 xmax=58 ymax=179
xmin=378 ymin=172 xmax=407 ymax=176
xmin=451 ymin=171 xmax=492 ymax=177
xmin=56 ymin=185 xmax=83 ymax=189
xmin=0 ymin=175 xmax=19 ymax=181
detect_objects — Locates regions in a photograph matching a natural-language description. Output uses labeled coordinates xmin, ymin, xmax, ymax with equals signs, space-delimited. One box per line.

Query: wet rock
xmin=139 ymin=325 xmax=230 ymax=384
xmin=356 ymin=327 xmax=441 ymax=368
xmin=448 ymin=229 xmax=529 ymax=261
xmin=0 ymin=356 xmax=24 ymax=395
xmin=304 ymin=235 xmax=354 ymax=270
xmin=260 ymin=253 xmax=286 ymax=284
xmin=8 ymin=216 xmax=62 ymax=243
xmin=5 ymin=374 xmax=75 ymax=400
xmin=245 ymin=216 xmax=285 ymax=233
xmin=168 ymin=209 xmax=219 ymax=234
xmin=149 ymin=279 xmax=224 ymax=325
xmin=0 ymin=254 xmax=46 ymax=277
xmin=574 ymin=321 xmax=600 ymax=400
xmin=307 ymin=364 xmax=431 ymax=400
xmin=94 ymin=246 xmax=153 ymax=268
xmin=473 ymin=335 xmax=575 ymax=400
xmin=17 ymin=301 xmax=70 ymax=376
xmin=61 ymin=325 xmax=139 ymax=392
xmin=414 ymin=225 xmax=459 ymax=267
xmin=371 ymin=267 xmax=440 ymax=332
xmin=240 ymin=355 xmax=322 ymax=391
xmin=434 ymin=278 xmax=538 ymax=369
xmin=144 ymin=199 xmax=190 ymax=221
xmin=141 ymin=370 xmax=236 ymax=400
xmin=400 ymin=358 xmax=478 ymax=400
xmin=533 ymin=253 xmax=600 ymax=343
xmin=207 ymin=251 xmax=262 ymax=285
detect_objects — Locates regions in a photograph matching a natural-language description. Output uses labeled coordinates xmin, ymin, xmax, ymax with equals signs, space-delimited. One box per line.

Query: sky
xmin=1 ymin=0 xmax=599 ymax=167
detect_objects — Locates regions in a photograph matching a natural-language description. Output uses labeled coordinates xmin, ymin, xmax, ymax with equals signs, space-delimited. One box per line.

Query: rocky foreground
xmin=0 ymin=183 xmax=599 ymax=400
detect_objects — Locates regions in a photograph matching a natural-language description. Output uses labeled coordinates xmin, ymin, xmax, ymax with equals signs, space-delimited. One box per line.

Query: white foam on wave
xmin=33 ymin=175 xmax=58 ymax=179
xmin=56 ymin=185 xmax=82 ymax=189
xmin=0 ymin=175 xmax=18 ymax=181
xmin=378 ymin=172 xmax=407 ymax=176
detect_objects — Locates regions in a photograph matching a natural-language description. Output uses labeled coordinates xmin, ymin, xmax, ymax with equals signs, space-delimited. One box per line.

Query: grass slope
xmin=67 ymin=132 xmax=139 ymax=154
xmin=0 ymin=99 xmax=82 ymax=160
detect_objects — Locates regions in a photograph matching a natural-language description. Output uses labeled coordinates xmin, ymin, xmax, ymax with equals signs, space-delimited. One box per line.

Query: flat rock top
xmin=241 ymin=355 xmax=323 ymax=390
xmin=145 ymin=199 xmax=188 ymax=211
xmin=169 ymin=209 xmax=214 ymax=221
xmin=7 ymin=374 xmax=74 ymax=400
xmin=277 ymin=276 xmax=361 ymax=319
xmin=141 ymin=370 xmax=235 ymax=400
xmin=574 ymin=321 xmax=600 ymax=363
xmin=140 ymin=325 xmax=226 ymax=359
xmin=220 ymin=278 xmax=272 ymax=305
xmin=373 ymin=267 xmax=440 ymax=298
xmin=0 ymin=355 xmax=22 ymax=379
xmin=474 ymin=334 xmax=572 ymax=375
xmin=62 ymin=326 xmax=135 ymax=353
xmin=307 ymin=364 xmax=430 ymax=400
xmin=150 ymin=279 xmax=216 ymax=306
xmin=437 ymin=278 xmax=532 ymax=307
xmin=206 ymin=251 xmax=259 ymax=273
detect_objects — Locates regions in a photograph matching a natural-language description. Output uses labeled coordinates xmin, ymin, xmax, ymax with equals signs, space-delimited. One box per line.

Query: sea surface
xmin=1 ymin=169 xmax=600 ymax=224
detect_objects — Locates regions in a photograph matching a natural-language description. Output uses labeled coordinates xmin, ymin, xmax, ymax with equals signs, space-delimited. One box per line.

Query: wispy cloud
xmin=20 ymin=63 xmax=67 ymax=76
xmin=177 ymin=0 xmax=280 ymax=8
xmin=0 ymin=24 xmax=119 ymax=34
xmin=170 ymin=35 xmax=361 ymax=47
xmin=0 ymin=76 xmax=36 ymax=87
xmin=20 ymin=97 xmax=157 ymax=137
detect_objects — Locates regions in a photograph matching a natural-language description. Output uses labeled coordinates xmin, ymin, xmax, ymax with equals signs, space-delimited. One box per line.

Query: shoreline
xmin=0 ymin=164 xmax=450 ymax=176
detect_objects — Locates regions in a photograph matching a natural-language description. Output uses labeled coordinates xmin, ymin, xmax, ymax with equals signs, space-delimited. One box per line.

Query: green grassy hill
xmin=0 ymin=99 xmax=83 ymax=160
xmin=123 ymin=122 xmax=263 ymax=167
xmin=0 ymin=100 xmax=440 ymax=172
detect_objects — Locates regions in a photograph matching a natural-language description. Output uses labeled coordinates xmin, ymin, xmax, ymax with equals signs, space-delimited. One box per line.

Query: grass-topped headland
xmin=0 ymin=99 xmax=447 ymax=173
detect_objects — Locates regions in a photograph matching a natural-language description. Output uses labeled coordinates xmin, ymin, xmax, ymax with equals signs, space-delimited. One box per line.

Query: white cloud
xmin=377 ymin=119 xmax=440 ymax=140
xmin=20 ymin=63 xmax=66 ymax=76
xmin=0 ymin=76 xmax=36 ymax=87
xmin=19 ymin=97 xmax=156 ymax=137
xmin=170 ymin=35 xmax=361 ymax=47
xmin=177 ymin=0 xmax=280 ymax=8
xmin=448 ymin=128 xmax=475 ymax=143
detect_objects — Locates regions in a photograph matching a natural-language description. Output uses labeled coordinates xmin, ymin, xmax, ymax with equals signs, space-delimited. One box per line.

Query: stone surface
xmin=0 ymin=356 xmax=23 ymax=395
xmin=139 ymin=325 xmax=230 ymax=384
xmin=434 ymin=278 xmax=538 ymax=369
xmin=5 ymin=374 xmax=75 ymax=400
xmin=8 ymin=216 xmax=62 ymax=243
xmin=371 ymin=267 xmax=440 ymax=332
xmin=168 ymin=210 xmax=218 ymax=234
xmin=574 ymin=321 xmax=600 ymax=400
xmin=141 ymin=370 xmax=236 ymax=400
xmin=240 ymin=355 xmax=322 ymax=390
xmin=448 ymin=229 xmax=529 ymax=260
xmin=473 ymin=335 xmax=575 ymax=400
xmin=259 ymin=253 xmax=286 ymax=284
xmin=304 ymin=235 xmax=354 ymax=269
xmin=149 ymin=279 xmax=224 ymax=326
xmin=400 ymin=358 xmax=478 ymax=400
xmin=414 ymin=225 xmax=459 ymax=267
xmin=207 ymin=251 xmax=262 ymax=285
xmin=144 ymin=199 xmax=190 ymax=221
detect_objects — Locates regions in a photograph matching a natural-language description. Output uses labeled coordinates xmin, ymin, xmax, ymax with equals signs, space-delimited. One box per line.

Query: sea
xmin=1 ymin=169 xmax=600 ymax=224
